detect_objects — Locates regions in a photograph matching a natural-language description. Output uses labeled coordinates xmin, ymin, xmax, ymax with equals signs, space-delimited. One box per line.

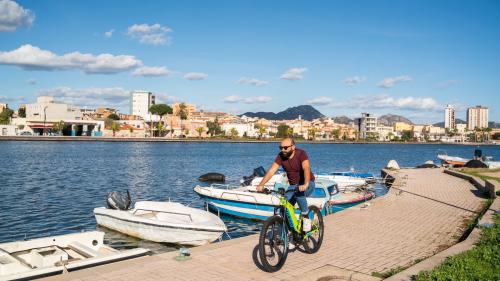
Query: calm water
xmin=0 ymin=141 xmax=498 ymax=253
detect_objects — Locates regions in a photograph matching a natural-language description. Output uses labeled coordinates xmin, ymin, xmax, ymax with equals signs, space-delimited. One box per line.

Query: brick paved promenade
xmin=45 ymin=168 xmax=487 ymax=281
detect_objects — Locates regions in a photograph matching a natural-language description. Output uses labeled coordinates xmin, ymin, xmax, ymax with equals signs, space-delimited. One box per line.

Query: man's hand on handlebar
xmin=256 ymin=185 xmax=265 ymax=193
xmin=298 ymin=183 xmax=308 ymax=192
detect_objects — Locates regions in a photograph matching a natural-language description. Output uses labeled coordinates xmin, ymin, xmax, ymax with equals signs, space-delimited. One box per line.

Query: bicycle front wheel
xmin=303 ymin=205 xmax=324 ymax=254
xmin=258 ymin=215 xmax=288 ymax=272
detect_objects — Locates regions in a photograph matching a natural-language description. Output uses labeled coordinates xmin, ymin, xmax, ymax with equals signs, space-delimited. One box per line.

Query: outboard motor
xmin=107 ymin=190 xmax=131 ymax=210
xmin=474 ymin=149 xmax=482 ymax=160
xmin=241 ymin=166 xmax=267 ymax=186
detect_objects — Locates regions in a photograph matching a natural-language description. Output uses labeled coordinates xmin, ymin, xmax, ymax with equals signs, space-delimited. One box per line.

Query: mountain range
xmin=241 ymin=105 xmax=324 ymax=121
xmin=241 ymin=105 xmax=498 ymax=127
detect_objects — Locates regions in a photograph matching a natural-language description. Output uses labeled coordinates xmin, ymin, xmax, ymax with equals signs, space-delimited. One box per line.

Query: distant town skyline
xmin=0 ymin=0 xmax=498 ymax=123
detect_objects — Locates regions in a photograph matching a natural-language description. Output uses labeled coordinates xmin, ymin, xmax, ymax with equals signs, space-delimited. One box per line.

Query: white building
xmin=444 ymin=104 xmax=455 ymax=129
xmin=0 ymin=125 xmax=18 ymax=136
xmin=130 ymin=91 xmax=155 ymax=120
xmin=222 ymin=122 xmax=256 ymax=137
xmin=357 ymin=113 xmax=377 ymax=139
xmin=467 ymin=106 xmax=489 ymax=130
xmin=26 ymin=96 xmax=82 ymax=121
xmin=24 ymin=96 xmax=103 ymax=136
xmin=376 ymin=125 xmax=394 ymax=141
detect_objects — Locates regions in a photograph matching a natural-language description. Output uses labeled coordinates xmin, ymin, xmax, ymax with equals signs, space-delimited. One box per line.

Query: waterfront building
xmin=221 ymin=122 xmax=256 ymax=137
xmin=467 ymin=105 xmax=489 ymax=130
xmin=376 ymin=125 xmax=395 ymax=141
xmin=356 ymin=113 xmax=378 ymax=139
xmin=455 ymin=123 xmax=468 ymax=135
xmin=130 ymin=91 xmax=155 ymax=121
xmin=23 ymin=96 xmax=103 ymax=136
xmin=0 ymin=125 xmax=18 ymax=136
xmin=444 ymin=104 xmax=456 ymax=129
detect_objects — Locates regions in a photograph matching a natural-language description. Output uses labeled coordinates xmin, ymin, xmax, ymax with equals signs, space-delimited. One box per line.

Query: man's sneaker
xmin=302 ymin=218 xmax=312 ymax=232
xmin=288 ymin=242 xmax=296 ymax=250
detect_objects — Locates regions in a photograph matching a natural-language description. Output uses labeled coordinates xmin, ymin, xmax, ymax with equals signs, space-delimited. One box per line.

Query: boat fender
xmin=199 ymin=172 xmax=225 ymax=182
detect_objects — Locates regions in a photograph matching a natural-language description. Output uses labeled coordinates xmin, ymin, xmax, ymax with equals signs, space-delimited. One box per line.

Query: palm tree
xmin=110 ymin=122 xmax=120 ymax=137
xmin=196 ymin=127 xmax=204 ymax=138
xmin=157 ymin=123 xmax=166 ymax=137
xmin=485 ymin=127 xmax=492 ymax=142
xmin=230 ymin=128 xmax=239 ymax=139
xmin=258 ymin=126 xmax=266 ymax=139
xmin=308 ymin=128 xmax=318 ymax=140
xmin=177 ymin=103 xmax=188 ymax=135
xmin=53 ymin=120 xmax=65 ymax=135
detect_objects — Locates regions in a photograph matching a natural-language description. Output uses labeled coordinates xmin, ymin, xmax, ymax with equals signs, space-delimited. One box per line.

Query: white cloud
xmin=0 ymin=44 xmax=142 ymax=74
xmin=184 ymin=72 xmax=208 ymax=81
xmin=155 ymin=93 xmax=181 ymax=104
xmin=330 ymin=95 xmax=441 ymax=111
xmin=104 ymin=29 xmax=114 ymax=38
xmin=37 ymin=87 xmax=130 ymax=109
xmin=237 ymin=77 xmax=269 ymax=86
xmin=280 ymin=67 xmax=307 ymax=81
xmin=223 ymin=95 xmax=272 ymax=104
xmin=127 ymin=23 xmax=172 ymax=45
xmin=436 ymin=80 xmax=458 ymax=89
xmin=344 ymin=76 xmax=366 ymax=86
xmin=378 ymin=75 xmax=412 ymax=88
xmin=0 ymin=95 xmax=27 ymax=104
xmin=0 ymin=0 xmax=35 ymax=32
xmin=307 ymin=97 xmax=333 ymax=106
xmin=26 ymin=78 xmax=36 ymax=85
xmin=132 ymin=66 xmax=171 ymax=77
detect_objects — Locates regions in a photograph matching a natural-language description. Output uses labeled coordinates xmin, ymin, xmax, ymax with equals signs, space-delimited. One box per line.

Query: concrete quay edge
xmin=386 ymin=168 xmax=499 ymax=281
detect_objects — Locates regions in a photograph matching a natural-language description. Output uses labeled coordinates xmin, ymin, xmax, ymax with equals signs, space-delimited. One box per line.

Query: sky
xmin=0 ymin=0 xmax=499 ymax=124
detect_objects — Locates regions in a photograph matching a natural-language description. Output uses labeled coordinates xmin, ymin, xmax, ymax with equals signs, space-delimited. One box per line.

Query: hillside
xmin=241 ymin=105 xmax=324 ymax=121
xmin=378 ymin=114 xmax=413 ymax=126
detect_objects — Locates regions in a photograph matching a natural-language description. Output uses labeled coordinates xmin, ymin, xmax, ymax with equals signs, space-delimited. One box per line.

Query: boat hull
xmin=94 ymin=208 xmax=224 ymax=246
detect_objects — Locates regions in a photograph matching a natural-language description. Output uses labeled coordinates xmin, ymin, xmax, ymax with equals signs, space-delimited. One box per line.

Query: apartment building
xmin=130 ymin=91 xmax=155 ymax=120
xmin=444 ymin=104 xmax=456 ymax=129
xmin=467 ymin=105 xmax=489 ymax=130
xmin=356 ymin=113 xmax=378 ymax=139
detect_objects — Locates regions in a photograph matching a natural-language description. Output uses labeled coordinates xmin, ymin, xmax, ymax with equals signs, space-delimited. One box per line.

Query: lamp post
xmin=43 ymin=106 xmax=48 ymax=136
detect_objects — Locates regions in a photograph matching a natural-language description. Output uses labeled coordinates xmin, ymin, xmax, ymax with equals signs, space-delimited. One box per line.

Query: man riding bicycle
xmin=256 ymin=138 xmax=315 ymax=232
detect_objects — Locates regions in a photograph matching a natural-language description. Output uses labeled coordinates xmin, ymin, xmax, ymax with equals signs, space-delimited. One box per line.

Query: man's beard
xmin=280 ymin=150 xmax=293 ymax=158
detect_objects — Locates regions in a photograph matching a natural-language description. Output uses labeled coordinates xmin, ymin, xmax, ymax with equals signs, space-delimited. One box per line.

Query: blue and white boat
xmin=329 ymin=171 xmax=376 ymax=182
xmin=194 ymin=179 xmax=336 ymax=221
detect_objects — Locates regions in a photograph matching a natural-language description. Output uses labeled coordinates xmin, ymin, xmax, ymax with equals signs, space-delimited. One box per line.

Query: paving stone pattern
xmin=44 ymin=168 xmax=487 ymax=281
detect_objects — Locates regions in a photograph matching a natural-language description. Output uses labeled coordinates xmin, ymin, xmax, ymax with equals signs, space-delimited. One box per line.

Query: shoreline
xmin=0 ymin=136 xmax=496 ymax=146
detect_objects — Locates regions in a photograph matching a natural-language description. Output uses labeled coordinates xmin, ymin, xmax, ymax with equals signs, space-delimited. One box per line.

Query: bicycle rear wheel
xmin=258 ymin=215 xmax=288 ymax=272
xmin=303 ymin=205 xmax=324 ymax=254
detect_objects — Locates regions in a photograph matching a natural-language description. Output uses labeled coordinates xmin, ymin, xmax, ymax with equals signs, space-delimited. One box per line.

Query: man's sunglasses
xmin=279 ymin=145 xmax=293 ymax=150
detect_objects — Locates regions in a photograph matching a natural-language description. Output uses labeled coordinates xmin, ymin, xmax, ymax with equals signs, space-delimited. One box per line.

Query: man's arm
xmin=256 ymin=162 xmax=280 ymax=192
xmin=299 ymin=159 xmax=311 ymax=192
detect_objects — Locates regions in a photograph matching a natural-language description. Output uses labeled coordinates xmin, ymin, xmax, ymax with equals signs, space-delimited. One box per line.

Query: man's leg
xmin=295 ymin=181 xmax=315 ymax=215
xmin=285 ymin=185 xmax=298 ymax=206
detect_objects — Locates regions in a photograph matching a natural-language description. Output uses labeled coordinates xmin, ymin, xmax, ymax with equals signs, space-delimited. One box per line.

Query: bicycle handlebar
xmin=262 ymin=187 xmax=298 ymax=195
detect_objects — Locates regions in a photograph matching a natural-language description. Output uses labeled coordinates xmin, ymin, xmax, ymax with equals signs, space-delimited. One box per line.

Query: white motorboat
xmin=94 ymin=199 xmax=227 ymax=246
xmin=0 ymin=231 xmax=149 ymax=281
xmin=194 ymin=179 xmax=336 ymax=221
xmin=315 ymin=173 xmax=368 ymax=190
xmin=240 ymin=167 xmax=368 ymax=191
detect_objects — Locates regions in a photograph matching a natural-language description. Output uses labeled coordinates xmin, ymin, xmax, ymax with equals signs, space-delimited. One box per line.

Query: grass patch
xmin=455 ymin=168 xmax=500 ymax=183
xmin=372 ymin=266 xmax=406 ymax=278
xmin=415 ymin=214 xmax=500 ymax=281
